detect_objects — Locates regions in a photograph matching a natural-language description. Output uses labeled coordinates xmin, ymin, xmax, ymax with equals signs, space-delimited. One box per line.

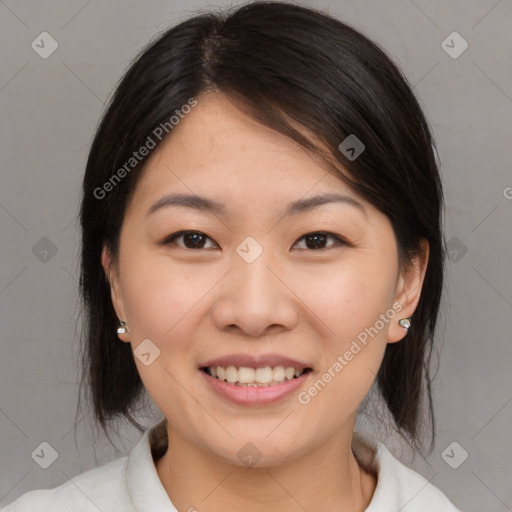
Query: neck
xmin=155 ymin=425 xmax=376 ymax=512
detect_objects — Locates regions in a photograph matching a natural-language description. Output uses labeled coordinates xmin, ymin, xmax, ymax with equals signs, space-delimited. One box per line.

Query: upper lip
xmin=200 ymin=354 xmax=313 ymax=370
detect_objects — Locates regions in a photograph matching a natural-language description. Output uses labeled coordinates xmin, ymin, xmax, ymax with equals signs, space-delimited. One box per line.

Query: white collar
xmin=125 ymin=419 xmax=457 ymax=512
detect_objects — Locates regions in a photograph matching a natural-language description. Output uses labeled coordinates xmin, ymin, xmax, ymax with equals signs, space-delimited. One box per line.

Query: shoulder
xmin=353 ymin=432 xmax=462 ymax=512
xmin=2 ymin=456 xmax=132 ymax=512
xmin=2 ymin=420 xmax=170 ymax=512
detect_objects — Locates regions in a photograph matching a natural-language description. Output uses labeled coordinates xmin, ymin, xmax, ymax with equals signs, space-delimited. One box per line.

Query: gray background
xmin=1 ymin=0 xmax=511 ymax=510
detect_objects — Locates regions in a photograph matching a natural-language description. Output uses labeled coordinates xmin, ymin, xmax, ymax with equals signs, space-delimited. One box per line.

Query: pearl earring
xmin=398 ymin=317 xmax=411 ymax=330
xmin=117 ymin=320 xmax=127 ymax=334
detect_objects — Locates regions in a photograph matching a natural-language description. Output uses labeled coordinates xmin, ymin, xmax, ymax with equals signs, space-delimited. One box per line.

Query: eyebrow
xmin=146 ymin=192 xmax=367 ymax=219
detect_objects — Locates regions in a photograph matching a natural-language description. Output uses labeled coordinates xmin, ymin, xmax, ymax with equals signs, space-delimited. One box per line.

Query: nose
xmin=211 ymin=252 xmax=299 ymax=338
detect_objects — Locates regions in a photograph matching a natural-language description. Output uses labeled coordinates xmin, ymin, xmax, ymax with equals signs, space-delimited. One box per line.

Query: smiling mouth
xmin=200 ymin=365 xmax=313 ymax=387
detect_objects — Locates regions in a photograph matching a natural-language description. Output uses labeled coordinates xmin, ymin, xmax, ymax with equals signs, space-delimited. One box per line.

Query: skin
xmin=102 ymin=91 xmax=429 ymax=512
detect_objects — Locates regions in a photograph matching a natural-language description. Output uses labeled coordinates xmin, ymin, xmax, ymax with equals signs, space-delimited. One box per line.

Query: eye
xmin=292 ymin=231 xmax=347 ymax=250
xmin=163 ymin=230 xmax=219 ymax=249
xmin=162 ymin=230 xmax=347 ymax=251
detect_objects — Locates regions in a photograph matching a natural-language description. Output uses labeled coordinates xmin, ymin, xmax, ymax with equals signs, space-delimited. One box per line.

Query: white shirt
xmin=2 ymin=419 xmax=461 ymax=511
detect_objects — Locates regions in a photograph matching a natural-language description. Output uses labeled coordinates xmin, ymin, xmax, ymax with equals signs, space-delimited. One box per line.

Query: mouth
xmin=200 ymin=365 xmax=313 ymax=387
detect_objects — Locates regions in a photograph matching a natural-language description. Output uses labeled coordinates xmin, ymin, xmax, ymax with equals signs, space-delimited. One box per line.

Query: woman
xmin=4 ymin=2 xmax=462 ymax=510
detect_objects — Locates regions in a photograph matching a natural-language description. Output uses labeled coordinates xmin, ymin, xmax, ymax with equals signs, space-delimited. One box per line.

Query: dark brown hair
xmin=77 ymin=1 xmax=445 ymax=454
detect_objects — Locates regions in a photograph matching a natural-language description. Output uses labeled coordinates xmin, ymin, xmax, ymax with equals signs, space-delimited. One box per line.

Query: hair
xmin=77 ymin=1 xmax=445 ymax=454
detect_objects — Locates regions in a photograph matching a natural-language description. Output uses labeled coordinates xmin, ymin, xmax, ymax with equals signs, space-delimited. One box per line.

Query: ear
xmin=387 ymin=238 xmax=429 ymax=343
xmin=101 ymin=245 xmax=130 ymax=343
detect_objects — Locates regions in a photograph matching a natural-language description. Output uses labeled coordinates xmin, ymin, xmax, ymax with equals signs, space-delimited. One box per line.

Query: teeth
xmin=273 ymin=365 xmax=285 ymax=383
xmin=225 ymin=366 xmax=238 ymax=383
xmin=238 ymin=367 xmax=255 ymax=383
xmin=255 ymin=366 xmax=273 ymax=383
xmin=206 ymin=365 xmax=307 ymax=386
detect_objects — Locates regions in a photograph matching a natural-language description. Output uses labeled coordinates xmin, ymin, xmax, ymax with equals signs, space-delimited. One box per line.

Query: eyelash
xmin=161 ymin=230 xmax=349 ymax=251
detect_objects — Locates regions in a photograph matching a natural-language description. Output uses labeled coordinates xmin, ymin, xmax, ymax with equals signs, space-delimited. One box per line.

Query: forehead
xmin=126 ymin=92 xmax=368 ymax=219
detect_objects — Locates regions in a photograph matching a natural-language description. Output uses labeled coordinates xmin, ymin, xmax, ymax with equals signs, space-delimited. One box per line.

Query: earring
xmin=117 ymin=320 xmax=127 ymax=334
xmin=398 ymin=317 xmax=411 ymax=330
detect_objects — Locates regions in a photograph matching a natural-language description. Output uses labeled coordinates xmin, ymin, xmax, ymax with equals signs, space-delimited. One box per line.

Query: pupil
xmin=306 ymin=233 xmax=326 ymax=249
xmin=185 ymin=232 xmax=205 ymax=249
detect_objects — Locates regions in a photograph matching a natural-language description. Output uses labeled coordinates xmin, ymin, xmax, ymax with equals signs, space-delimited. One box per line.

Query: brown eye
xmin=293 ymin=232 xmax=346 ymax=250
xmin=162 ymin=230 xmax=346 ymax=251
xmin=164 ymin=231 xmax=218 ymax=249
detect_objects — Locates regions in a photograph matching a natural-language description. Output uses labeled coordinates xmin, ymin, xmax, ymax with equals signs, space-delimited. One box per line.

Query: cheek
xmin=120 ymin=251 xmax=209 ymax=340
xmin=291 ymin=260 xmax=395 ymax=413
xmin=292 ymin=259 xmax=396 ymax=346
xmin=118 ymin=253 xmax=210 ymax=410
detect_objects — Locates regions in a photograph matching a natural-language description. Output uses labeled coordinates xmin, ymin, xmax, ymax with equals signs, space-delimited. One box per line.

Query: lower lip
xmin=199 ymin=370 xmax=311 ymax=406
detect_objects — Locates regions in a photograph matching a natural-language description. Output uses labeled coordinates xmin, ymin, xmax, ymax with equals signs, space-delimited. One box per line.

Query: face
xmin=103 ymin=92 xmax=428 ymax=467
